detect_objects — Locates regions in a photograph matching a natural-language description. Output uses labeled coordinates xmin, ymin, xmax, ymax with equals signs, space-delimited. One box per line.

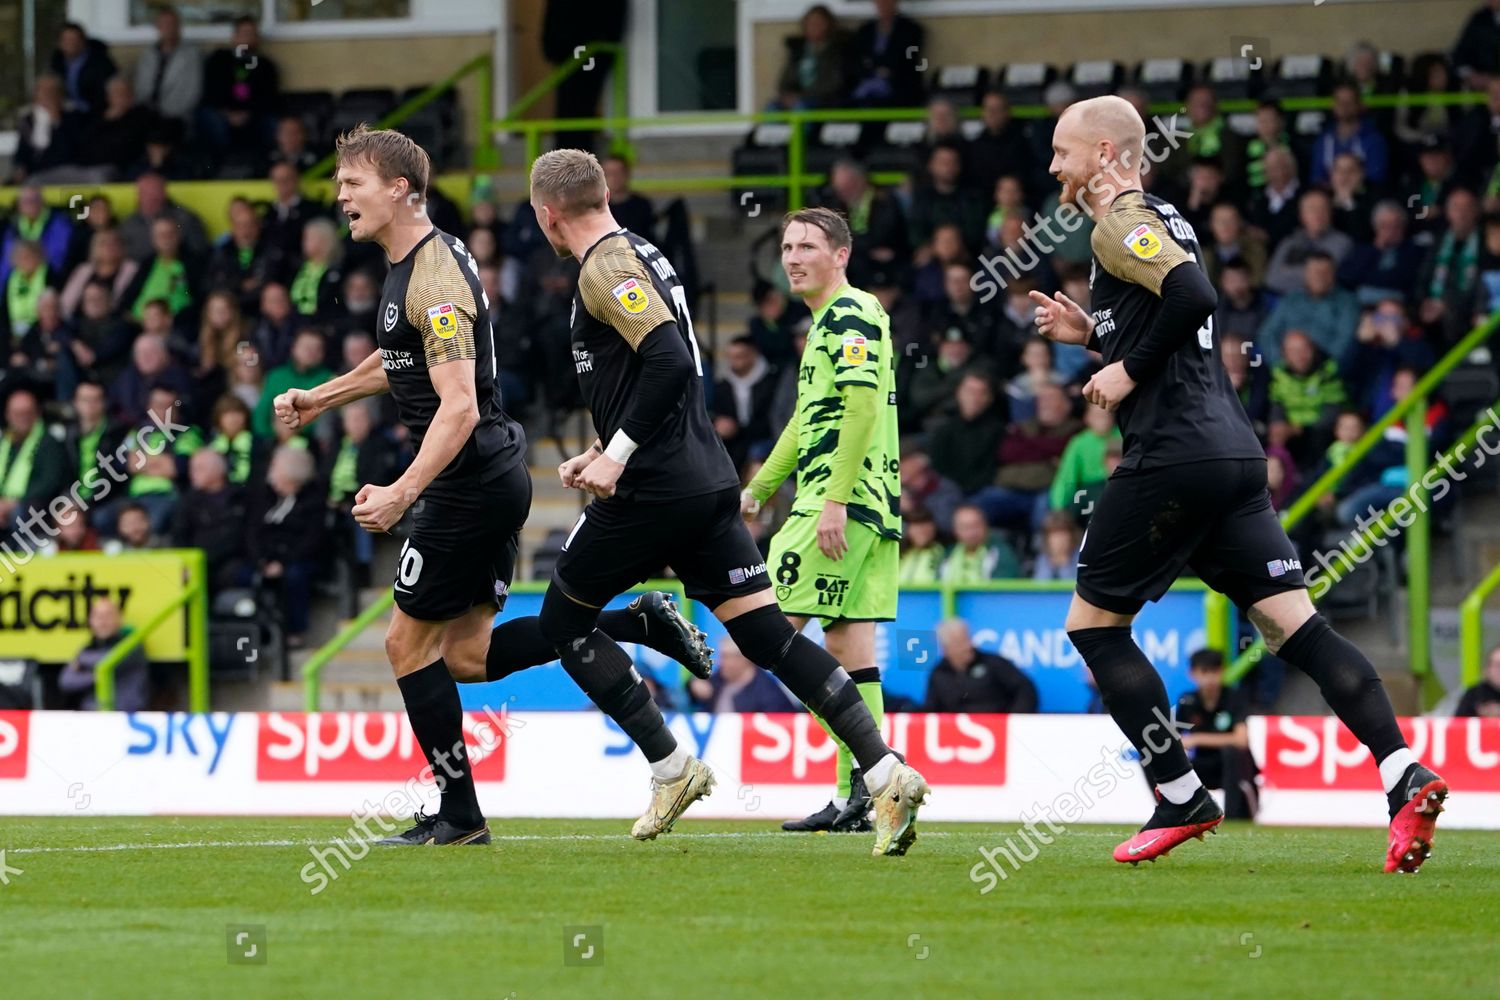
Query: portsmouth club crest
xmin=384 ymin=301 xmax=399 ymax=333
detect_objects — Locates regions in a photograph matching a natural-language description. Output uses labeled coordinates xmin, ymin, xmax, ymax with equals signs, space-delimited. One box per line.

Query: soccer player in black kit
xmin=528 ymin=149 xmax=929 ymax=856
xmin=274 ymin=127 xmax=718 ymax=846
xmin=1031 ymin=96 xmax=1446 ymax=872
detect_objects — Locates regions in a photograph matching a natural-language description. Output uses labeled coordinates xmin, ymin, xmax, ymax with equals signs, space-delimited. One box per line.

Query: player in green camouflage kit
xmin=742 ymin=207 xmax=900 ymax=833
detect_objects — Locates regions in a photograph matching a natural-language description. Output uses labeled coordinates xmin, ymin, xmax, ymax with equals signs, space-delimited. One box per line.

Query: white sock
xmin=649 ymin=747 xmax=690 ymax=782
xmin=864 ymin=753 xmax=899 ymax=794
xmin=1157 ymin=770 xmax=1204 ymax=805
xmin=1378 ymin=748 xmax=1417 ymax=794
xmin=832 ymin=796 xmax=849 ymax=810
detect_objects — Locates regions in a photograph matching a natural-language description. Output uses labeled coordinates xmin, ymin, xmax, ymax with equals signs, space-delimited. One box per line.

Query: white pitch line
xmin=8 ymin=830 xmax=960 ymax=855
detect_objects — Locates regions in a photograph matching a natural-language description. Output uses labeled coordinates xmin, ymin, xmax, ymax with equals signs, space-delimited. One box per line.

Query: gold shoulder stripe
xmin=579 ymin=236 xmax=676 ymax=349
xmin=406 ymin=238 xmax=477 ymax=366
xmin=1090 ymin=194 xmax=1191 ymax=295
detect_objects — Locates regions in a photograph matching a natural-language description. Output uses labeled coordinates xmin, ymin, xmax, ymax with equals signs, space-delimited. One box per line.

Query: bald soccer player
xmin=1032 ymin=96 xmax=1447 ymax=872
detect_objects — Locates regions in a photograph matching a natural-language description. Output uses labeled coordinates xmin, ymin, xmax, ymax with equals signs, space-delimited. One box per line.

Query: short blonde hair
xmin=530 ymin=148 xmax=608 ymax=217
xmin=335 ymin=123 xmax=430 ymax=199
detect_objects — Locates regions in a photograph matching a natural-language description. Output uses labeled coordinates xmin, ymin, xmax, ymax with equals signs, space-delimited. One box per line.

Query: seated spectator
xmin=1214 ymin=260 xmax=1269 ymax=344
xmin=898 ymin=507 xmax=944 ymax=584
xmin=244 ymin=445 xmax=328 ymax=647
xmin=58 ymin=597 xmax=148 ymax=712
xmin=912 ymin=223 xmax=970 ymax=307
xmin=1165 ymin=85 xmax=1243 ymax=189
xmin=688 ymin=638 xmax=798 ymax=713
xmin=119 ymin=171 xmax=209 ymax=263
xmin=113 ymin=386 xmax=202 ymax=535
xmin=821 ymin=159 xmax=907 ymax=289
xmin=1203 ymin=202 xmax=1267 ymax=287
xmin=123 ymin=216 xmax=201 ymax=322
xmin=102 ymin=501 xmax=161 ymax=554
xmin=1242 ymin=99 xmax=1289 ymax=195
xmin=132 ymin=5 xmax=202 ymax=126
xmin=172 ymin=449 xmax=249 ymax=591
xmin=83 ymin=75 xmax=151 ymax=179
xmin=1411 ymin=136 xmax=1458 ymax=235
xmin=0 ymin=387 xmax=70 ymax=531
xmin=1247 ymin=147 xmax=1302 ymax=249
xmin=1319 ymin=409 xmax=1405 ymax=526
xmin=288 ymin=219 xmax=344 ymax=321
xmin=899 ymin=449 xmax=961 ymax=533
xmin=268 ymin=115 xmax=318 ymax=173
xmin=324 ymin=400 xmax=401 ymax=586
xmin=968 ymin=92 xmax=1033 ymax=198
xmin=1328 ymin=152 xmax=1377 ymax=243
xmin=47 ymin=498 xmax=100 ymax=554
xmin=59 ymin=229 xmax=138 ymax=318
xmin=924 ymin=617 xmax=1036 ymax=713
xmin=1455 ymin=644 xmax=1500 ymax=717
xmin=1342 ymin=41 xmax=1391 ymax=103
xmin=1257 ymin=252 xmax=1360 ymax=367
xmin=207 ymin=393 xmax=262 ymax=486
xmin=770 ymin=4 xmax=853 ymax=110
xmin=264 ymin=161 xmax=326 ymax=262
xmin=713 ymin=336 xmax=778 ymax=469
xmin=1338 ymin=200 xmax=1425 ymax=304
xmin=1004 ymin=336 xmax=1063 ymax=423
xmin=208 ymin=197 xmax=286 ymax=314
xmin=1266 ymin=445 xmax=1298 ymax=510
xmin=13 ymin=289 xmax=81 ymax=400
xmin=1221 ymin=333 xmax=1271 ymax=434
xmin=1454 ymin=2 xmax=1500 ymax=87
xmin=1264 ymin=190 xmax=1355 ymax=295
xmin=1397 ymin=63 xmax=1462 ymax=154
xmin=50 ymin=21 xmax=116 ymax=116
xmin=193 ymin=290 xmax=248 ymax=406
xmin=69 ymin=282 xmax=134 ymax=386
xmin=10 ymin=74 xmax=84 ymax=184
xmin=909 ymin=143 xmax=988 ymax=257
xmin=929 ymin=263 xmax=1002 ymax=359
xmin=1048 ymin=403 xmax=1119 ymax=522
xmin=1417 ymin=187 xmax=1483 ymax=349
xmin=1043 ymin=271 xmax=1093 ymax=382
xmin=228 ymin=341 xmax=265 ymax=412
xmin=941 ymin=503 xmax=1021 ymax=582
xmin=748 ymin=281 xmax=800 ymax=368
xmin=1455 ymin=78 xmax=1500 ymax=190
xmin=202 ymin=16 xmax=280 ymax=171
xmin=1033 ymin=510 xmax=1082 ymax=580
xmin=250 ymin=281 xmax=297 ymax=369
xmin=1175 ymin=649 xmax=1255 ymax=818
xmin=1181 ymin=157 xmax=1227 ymax=236
xmin=601 ymin=154 xmax=655 ymax=242
xmin=848 ymin=0 xmax=924 ymax=107
xmin=109 ymin=328 xmax=194 ymax=425
xmin=254 ymin=328 xmax=333 ymax=438
xmin=928 ymin=372 xmax=1004 ymax=496
xmin=1 ymin=241 xmax=57 ymax=346
xmin=903 ymin=330 xmax=983 ymax=430
xmin=1269 ymin=330 xmax=1348 ymax=471
xmin=1310 ymin=83 xmax=1389 ymax=186
xmin=981 ymin=383 xmax=1078 ymax=531
xmin=1346 ymin=300 xmax=1434 ymax=416
xmin=66 ymin=379 xmax=126 ymax=507
xmin=2 ymin=186 xmax=81 ymax=285
xmin=982 ymin=175 xmax=1030 ymax=251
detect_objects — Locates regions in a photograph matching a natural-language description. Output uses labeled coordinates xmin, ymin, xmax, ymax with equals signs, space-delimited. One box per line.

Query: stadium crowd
xmin=3 ymin=2 xmax=1500 ymax=708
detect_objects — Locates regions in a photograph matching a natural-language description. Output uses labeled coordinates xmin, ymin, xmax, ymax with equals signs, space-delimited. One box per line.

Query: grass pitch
xmin=1 ymin=817 xmax=1496 ymax=999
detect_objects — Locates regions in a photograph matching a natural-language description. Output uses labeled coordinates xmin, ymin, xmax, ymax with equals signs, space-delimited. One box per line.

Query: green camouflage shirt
xmin=793 ymin=284 xmax=901 ymax=540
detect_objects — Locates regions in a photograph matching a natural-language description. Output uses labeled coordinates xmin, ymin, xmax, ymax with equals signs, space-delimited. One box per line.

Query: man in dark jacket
xmin=712 ymin=336 xmax=778 ymax=469
xmin=59 ymin=597 xmax=149 ymax=712
xmin=542 ymin=0 xmax=628 ymax=150
xmin=1455 ymin=644 xmax=1500 ymax=717
xmin=687 ymin=639 xmax=798 ymax=713
xmin=0 ymin=387 xmax=72 ymax=534
xmin=924 ymin=618 xmax=1037 ymax=713
xmin=819 ymin=159 xmax=908 ymax=290
xmin=928 ymin=372 xmax=1005 ymax=496
xmin=173 ymin=449 xmax=250 ymax=592
xmin=848 ymin=0 xmax=925 ymax=107
xmin=967 ymin=91 xmax=1034 ymax=197
xmin=245 ymin=445 xmax=326 ymax=646
xmin=50 ymin=22 xmax=117 ymax=117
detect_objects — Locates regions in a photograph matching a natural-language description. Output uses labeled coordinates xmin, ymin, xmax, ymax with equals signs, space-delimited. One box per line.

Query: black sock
xmin=559 ymin=630 xmax=677 ymax=763
xmin=482 ymin=610 xmax=678 ymax=683
xmin=1067 ymin=626 xmax=1193 ymax=785
xmin=724 ymin=605 xmax=889 ymax=771
xmin=1276 ymin=614 xmax=1407 ymax=762
xmin=397 ymin=659 xmax=482 ymax=828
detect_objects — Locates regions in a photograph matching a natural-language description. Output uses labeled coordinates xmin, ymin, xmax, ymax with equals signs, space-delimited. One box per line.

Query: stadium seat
xmin=1292 ymin=110 xmax=1327 ymax=137
xmin=327 ymin=88 xmax=400 ymax=145
xmin=806 ymin=121 xmax=863 ymax=175
xmin=0 ymin=659 xmax=40 ymax=710
xmin=1070 ymin=60 xmax=1124 ymax=99
xmin=1226 ymin=112 xmax=1259 ymax=138
xmin=1377 ymin=51 xmax=1407 ymax=90
xmin=1136 ymin=58 xmax=1192 ymax=103
xmin=862 ymin=120 xmax=926 ymax=175
xmin=1271 ymin=55 xmax=1330 ymax=98
xmin=929 ymin=65 xmax=989 ymax=107
xmin=1439 ymin=365 xmax=1500 ymax=429
xmin=731 ymin=122 xmax=793 ymax=211
xmin=1317 ymin=530 xmax=1381 ymax=622
xmin=279 ymin=89 xmax=335 ymax=143
xmin=996 ymin=62 xmax=1054 ymax=106
xmin=1202 ymin=56 xmax=1260 ymax=100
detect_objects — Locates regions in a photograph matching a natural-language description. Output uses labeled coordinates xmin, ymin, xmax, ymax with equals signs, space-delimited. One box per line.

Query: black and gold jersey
xmin=377 ymin=228 xmax=526 ymax=489
xmin=1089 ymin=191 xmax=1264 ymax=470
xmin=571 ymin=229 xmax=739 ymax=502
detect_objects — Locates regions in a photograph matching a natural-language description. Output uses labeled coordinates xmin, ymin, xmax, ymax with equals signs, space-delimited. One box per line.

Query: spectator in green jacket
xmin=941 ymin=502 xmax=1021 ymax=583
xmin=898 ymin=507 xmax=944 ymax=585
xmin=254 ymin=327 xmax=332 ymax=438
xmin=1049 ymin=402 xmax=1121 ymax=518
xmin=1269 ymin=329 xmax=1347 ymax=471
xmin=0 ymin=386 xmax=71 ymax=532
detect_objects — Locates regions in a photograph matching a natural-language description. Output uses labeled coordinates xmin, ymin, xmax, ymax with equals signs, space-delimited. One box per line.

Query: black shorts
xmin=394 ymin=461 xmax=532 ymax=622
xmin=1076 ymin=457 xmax=1305 ymax=616
xmin=552 ymin=486 xmax=770 ymax=609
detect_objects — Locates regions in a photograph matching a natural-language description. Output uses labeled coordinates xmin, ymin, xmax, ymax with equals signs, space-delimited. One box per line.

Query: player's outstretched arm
xmin=351 ymin=358 xmax=477 ymax=533
xmin=743 ymin=410 xmax=799 ymax=515
xmin=276 ymin=348 xmax=389 ymax=429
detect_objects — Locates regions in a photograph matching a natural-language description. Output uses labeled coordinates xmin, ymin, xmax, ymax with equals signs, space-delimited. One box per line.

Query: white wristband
xmin=604 ymin=430 xmax=639 ymax=464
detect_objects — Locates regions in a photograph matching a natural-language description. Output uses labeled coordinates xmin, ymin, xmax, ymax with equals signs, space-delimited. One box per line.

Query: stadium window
xmin=276 ymin=0 xmax=411 ymax=20
xmin=130 ymin=0 xmax=261 ymax=24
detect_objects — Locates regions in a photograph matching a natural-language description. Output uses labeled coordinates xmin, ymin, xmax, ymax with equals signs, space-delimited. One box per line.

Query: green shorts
xmin=768 ymin=512 xmax=899 ymax=623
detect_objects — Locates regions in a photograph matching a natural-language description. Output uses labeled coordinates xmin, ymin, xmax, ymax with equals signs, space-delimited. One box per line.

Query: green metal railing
xmin=1460 ymin=559 xmax=1500 ymax=688
xmin=1226 ymin=312 xmax=1500 ymax=685
xmin=96 ymin=549 xmax=209 ymax=712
